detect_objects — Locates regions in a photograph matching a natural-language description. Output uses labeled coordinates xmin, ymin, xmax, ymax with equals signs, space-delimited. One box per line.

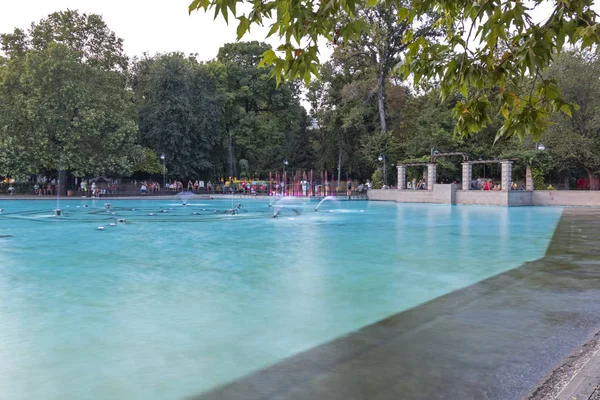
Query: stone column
xmin=427 ymin=163 xmax=436 ymax=191
xmin=397 ymin=165 xmax=406 ymax=190
xmin=500 ymin=160 xmax=513 ymax=192
xmin=526 ymin=166 xmax=534 ymax=191
xmin=461 ymin=162 xmax=472 ymax=191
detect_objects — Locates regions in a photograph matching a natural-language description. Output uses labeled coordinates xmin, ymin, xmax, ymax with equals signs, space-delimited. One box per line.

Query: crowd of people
xmin=6 ymin=174 xmax=598 ymax=197
xmin=79 ymin=181 xmax=118 ymax=197
xmin=139 ymin=181 xmax=163 ymax=194
xmin=406 ymin=179 xmax=427 ymax=190
xmin=470 ymin=177 xmax=521 ymax=191
xmin=33 ymin=183 xmax=55 ymax=195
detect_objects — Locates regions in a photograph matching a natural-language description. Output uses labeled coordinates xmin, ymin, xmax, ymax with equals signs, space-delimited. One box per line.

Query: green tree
xmin=307 ymin=49 xmax=378 ymax=181
xmin=0 ymin=46 xmax=36 ymax=177
xmin=543 ymin=50 xmax=600 ymax=189
xmin=215 ymin=41 xmax=309 ymax=178
xmin=0 ymin=12 xmax=139 ymax=180
xmin=132 ymin=53 xmax=224 ymax=179
xmin=132 ymin=147 xmax=164 ymax=175
xmin=2 ymin=10 xmax=128 ymax=71
xmin=23 ymin=43 xmax=137 ymax=177
xmin=190 ymin=0 xmax=599 ymax=139
xmin=342 ymin=3 xmax=438 ymax=133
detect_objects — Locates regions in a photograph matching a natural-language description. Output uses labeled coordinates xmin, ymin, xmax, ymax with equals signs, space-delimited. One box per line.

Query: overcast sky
xmin=2 ymin=0 xmax=598 ymax=75
xmin=0 ymin=0 xmax=311 ymax=61
xmin=3 ymin=1 xmax=597 ymax=61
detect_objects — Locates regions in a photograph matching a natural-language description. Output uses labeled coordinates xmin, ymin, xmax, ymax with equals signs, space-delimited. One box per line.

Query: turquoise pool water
xmin=0 ymin=198 xmax=562 ymax=399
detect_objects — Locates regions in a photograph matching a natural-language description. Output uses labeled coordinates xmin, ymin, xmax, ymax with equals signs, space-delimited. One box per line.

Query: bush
xmin=532 ymin=168 xmax=546 ymax=190
xmin=371 ymin=169 xmax=382 ymax=189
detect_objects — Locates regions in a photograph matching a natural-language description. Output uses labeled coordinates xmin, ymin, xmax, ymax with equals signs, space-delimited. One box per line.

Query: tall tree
xmin=308 ymin=47 xmax=379 ymax=181
xmin=191 ymin=0 xmax=599 ymax=140
xmin=0 ymin=43 xmax=139 ymax=178
xmin=2 ymin=10 xmax=128 ymax=71
xmin=133 ymin=53 xmax=224 ymax=179
xmin=0 ymin=11 xmax=138 ymax=179
xmin=215 ymin=41 xmax=309 ymax=178
xmin=542 ymin=50 xmax=600 ymax=189
xmin=341 ymin=3 xmax=438 ymax=133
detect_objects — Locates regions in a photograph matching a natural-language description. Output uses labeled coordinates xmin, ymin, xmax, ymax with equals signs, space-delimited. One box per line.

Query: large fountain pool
xmin=0 ymin=198 xmax=562 ymax=399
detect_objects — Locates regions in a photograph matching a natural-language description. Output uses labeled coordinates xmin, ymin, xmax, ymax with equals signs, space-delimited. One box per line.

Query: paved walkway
xmin=555 ymin=344 xmax=600 ymax=400
xmin=194 ymin=208 xmax=600 ymax=400
xmin=559 ymin=353 xmax=600 ymax=400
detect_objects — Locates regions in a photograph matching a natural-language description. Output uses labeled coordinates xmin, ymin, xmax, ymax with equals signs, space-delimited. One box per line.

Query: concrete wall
xmin=370 ymin=187 xmax=600 ymax=207
xmin=509 ymin=191 xmax=533 ymax=205
xmin=532 ymin=191 xmax=600 ymax=206
xmin=455 ymin=190 xmax=509 ymax=206
xmin=369 ymin=184 xmax=457 ymax=204
xmin=369 ymin=189 xmax=435 ymax=203
xmin=433 ymin=184 xmax=457 ymax=204
xmin=454 ymin=191 xmax=533 ymax=205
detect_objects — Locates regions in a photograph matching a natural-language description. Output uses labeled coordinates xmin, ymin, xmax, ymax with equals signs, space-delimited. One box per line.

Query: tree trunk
xmin=227 ymin=132 xmax=237 ymax=179
xmin=563 ymin=172 xmax=570 ymax=190
xmin=377 ymin=67 xmax=387 ymax=133
xmin=585 ymin=168 xmax=599 ymax=190
xmin=337 ymin=144 xmax=342 ymax=195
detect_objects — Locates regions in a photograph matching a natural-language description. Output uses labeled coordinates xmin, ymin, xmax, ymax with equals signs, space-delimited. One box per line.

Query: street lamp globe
xmin=160 ymin=153 xmax=166 ymax=190
xmin=378 ymin=155 xmax=383 ymax=162
xmin=538 ymin=143 xmax=546 ymax=151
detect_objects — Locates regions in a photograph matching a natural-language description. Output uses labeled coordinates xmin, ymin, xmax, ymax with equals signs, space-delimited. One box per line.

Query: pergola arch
xmin=397 ymin=155 xmax=516 ymax=192
xmin=430 ymin=152 xmax=469 ymax=163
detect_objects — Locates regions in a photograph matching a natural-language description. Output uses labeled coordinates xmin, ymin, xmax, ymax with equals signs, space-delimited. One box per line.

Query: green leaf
xmin=398 ymin=7 xmax=409 ymax=21
xmin=236 ymin=16 xmax=251 ymax=40
xmin=189 ymin=0 xmax=202 ymax=13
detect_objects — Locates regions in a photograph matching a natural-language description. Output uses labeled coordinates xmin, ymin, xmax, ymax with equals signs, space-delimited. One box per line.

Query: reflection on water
xmin=0 ymin=199 xmax=562 ymax=400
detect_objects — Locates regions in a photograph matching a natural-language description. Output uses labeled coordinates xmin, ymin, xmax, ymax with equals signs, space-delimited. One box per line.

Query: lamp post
xmin=378 ymin=154 xmax=386 ymax=187
xmin=160 ymin=152 xmax=166 ymax=190
xmin=283 ymin=159 xmax=288 ymax=195
xmin=478 ymin=156 xmax=485 ymax=179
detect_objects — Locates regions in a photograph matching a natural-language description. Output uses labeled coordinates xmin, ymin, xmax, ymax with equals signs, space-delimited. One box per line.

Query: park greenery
xmin=191 ymin=0 xmax=599 ymax=140
xmin=0 ymin=8 xmax=600 ymax=190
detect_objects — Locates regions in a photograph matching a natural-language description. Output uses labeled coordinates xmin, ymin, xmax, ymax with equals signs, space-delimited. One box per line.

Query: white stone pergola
xmin=396 ymin=162 xmax=434 ymax=190
xmin=397 ymin=152 xmax=470 ymax=191
xmin=461 ymin=159 xmax=514 ymax=191
xmin=397 ymin=156 xmax=517 ymax=192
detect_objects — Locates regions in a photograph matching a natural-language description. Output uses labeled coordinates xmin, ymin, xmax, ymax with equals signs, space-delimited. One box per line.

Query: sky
xmin=0 ymin=0 xmax=319 ymax=61
xmin=3 ymin=1 xmax=597 ymax=60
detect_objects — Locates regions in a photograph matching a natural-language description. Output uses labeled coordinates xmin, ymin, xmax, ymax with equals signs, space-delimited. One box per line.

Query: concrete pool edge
xmin=527 ymin=329 xmax=600 ymax=400
xmin=193 ymin=207 xmax=600 ymax=400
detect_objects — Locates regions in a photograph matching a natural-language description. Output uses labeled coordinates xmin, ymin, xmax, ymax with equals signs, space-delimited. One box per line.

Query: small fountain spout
xmin=314 ymin=196 xmax=337 ymax=211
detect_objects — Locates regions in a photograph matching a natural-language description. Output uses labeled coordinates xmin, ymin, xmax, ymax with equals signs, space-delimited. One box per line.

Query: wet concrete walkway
xmin=195 ymin=208 xmax=600 ymax=400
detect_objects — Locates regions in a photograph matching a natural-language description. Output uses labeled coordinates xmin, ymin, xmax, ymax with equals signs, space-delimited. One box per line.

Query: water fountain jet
xmin=314 ymin=196 xmax=338 ymax=211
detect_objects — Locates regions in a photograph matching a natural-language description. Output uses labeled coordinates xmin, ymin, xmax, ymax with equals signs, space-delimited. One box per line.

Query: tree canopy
xmin=133 ymin=52 xmax=225 ymax=179
xmin=190 ymin=0 xmax=599 ymax=140
xmin=0 ymin=12 xmax=312 ymax=184
xmin=0 ymin=11 xmax=138 ymax=179
xmin=2 ymin=8 xmax=600 ymax=190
